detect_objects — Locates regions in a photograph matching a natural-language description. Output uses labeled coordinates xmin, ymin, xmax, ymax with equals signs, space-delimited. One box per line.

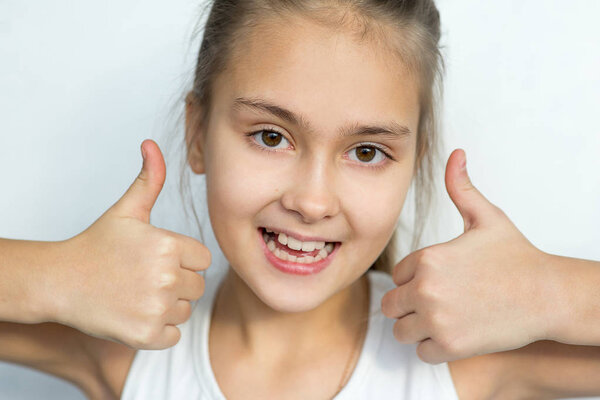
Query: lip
xmin=257 ymin=228 xmax=341 ymax=275
xmin=262 ymin=226 xmax=336 ymax=243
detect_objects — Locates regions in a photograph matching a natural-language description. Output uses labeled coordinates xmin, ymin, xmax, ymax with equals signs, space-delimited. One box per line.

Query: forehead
xmin=214 ymin=15 xmax=420 ymax=138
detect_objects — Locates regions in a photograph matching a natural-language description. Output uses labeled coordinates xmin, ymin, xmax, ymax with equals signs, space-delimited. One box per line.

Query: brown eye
xmin=355 ymin=146 xmax=376 ymax=162
xmin=262 ymin=130 xmax=282 ymax=147
xmin=250 ymin=129 xmax=290 ymax=150
xmin=348 ymin=144 xmax=388 ymax=165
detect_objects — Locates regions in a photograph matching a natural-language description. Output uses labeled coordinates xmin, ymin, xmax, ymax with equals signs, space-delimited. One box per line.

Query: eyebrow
xmin=232 ymin=96 xmax=411 ymax=139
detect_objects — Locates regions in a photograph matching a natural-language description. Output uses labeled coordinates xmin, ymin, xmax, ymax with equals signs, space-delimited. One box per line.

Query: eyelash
xmin=244 ymin=127 xmax=395 ymax=170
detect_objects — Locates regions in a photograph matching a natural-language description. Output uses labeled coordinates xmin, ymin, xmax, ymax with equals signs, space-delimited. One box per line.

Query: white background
xmin=1 ymin=0 xmax=598 ymax=398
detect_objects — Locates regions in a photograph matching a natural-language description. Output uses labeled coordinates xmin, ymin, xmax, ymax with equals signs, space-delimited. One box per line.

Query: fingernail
xmin=460 ymin=152 xmax=467 ymax=171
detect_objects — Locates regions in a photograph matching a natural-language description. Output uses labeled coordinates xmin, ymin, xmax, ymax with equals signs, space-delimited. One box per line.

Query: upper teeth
xmin=265 ymin=229 xmax=333 ymax=252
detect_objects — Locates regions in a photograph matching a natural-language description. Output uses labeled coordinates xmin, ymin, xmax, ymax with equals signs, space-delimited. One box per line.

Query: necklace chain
xmin=212 ymin=274 xmax=370 ymax=399
xmin=330 ymin=276 xmax=370 ymax=399
xmin=331 ymin=315 xmax=368 ymax=398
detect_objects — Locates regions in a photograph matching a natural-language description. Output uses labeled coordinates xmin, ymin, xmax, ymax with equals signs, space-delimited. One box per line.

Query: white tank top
xmin=121 ymin=268 xmax=459 ymax=399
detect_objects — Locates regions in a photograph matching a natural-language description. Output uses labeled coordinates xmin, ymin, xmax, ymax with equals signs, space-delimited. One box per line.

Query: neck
xmin=212 ymin=268 xmax=370 ymax=357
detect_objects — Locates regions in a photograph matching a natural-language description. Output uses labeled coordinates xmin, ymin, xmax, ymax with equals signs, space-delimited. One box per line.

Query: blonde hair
xmin=168 ymin=0 xmax=446 ymax=275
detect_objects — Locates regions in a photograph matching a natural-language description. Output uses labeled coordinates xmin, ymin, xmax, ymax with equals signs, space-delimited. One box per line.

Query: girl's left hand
xmin=381 ymin=148 xmax=556 ymax=364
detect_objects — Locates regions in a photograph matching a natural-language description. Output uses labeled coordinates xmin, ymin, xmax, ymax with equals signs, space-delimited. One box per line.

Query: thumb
xmin=444 ymin=148 xmax=493 ymax=231
xmin=112 ymin=139 xmax=166 ymax=223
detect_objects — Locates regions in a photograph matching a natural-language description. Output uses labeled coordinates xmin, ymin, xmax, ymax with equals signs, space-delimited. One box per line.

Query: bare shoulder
xmin=448 ymin=352 xmax=524 ymax=400
xmin=80 ymin=335 xmax=137 ymax=399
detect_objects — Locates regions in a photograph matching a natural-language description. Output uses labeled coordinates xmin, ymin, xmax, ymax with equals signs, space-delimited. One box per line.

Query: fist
xmin=55 ymin=139 xmax=211 ymax=349
xmin=381 ymin=149 xmax=550 ymax=364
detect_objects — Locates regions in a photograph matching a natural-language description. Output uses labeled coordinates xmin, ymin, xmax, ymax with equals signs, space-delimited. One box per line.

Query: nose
xmin=280 ymin=155 xmax=341 ymax=223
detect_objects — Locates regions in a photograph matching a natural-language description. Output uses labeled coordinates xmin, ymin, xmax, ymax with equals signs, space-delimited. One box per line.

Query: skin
xmin=186 ymin=16 xmax=419 ymax=398
xmin=2 ymin=8 xmax=600 ymax=400
xmin=382 ymin=149 xmax=555 ymax=364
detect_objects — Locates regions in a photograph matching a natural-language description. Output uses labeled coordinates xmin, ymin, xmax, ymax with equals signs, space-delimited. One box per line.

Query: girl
xmin=1 ymin=0 xmax=600 ymax=399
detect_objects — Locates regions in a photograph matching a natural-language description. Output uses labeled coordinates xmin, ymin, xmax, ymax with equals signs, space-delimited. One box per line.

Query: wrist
xmin=522 ymin=249 xmax=555 ymax=342
xmin=532 ymin=251 xmax=565 ymax=342
xmin=28 ymin=239 xmax=73 ymax=324
xmin=537 ymin=252 xmax=588 ymax=343
xmin=541 ymin=253 xmax=600 ymax=345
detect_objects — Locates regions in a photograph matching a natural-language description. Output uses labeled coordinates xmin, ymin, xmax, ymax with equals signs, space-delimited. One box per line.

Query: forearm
xmin=0 ymin=321 xmax=107 ymax=398
xmin=0 ymin=238 xmax=66 ymax=324
xmin=503 ymin=340 xmax=600 ymax=398
xmin=543 ymin=252 xmax=600 ymax=345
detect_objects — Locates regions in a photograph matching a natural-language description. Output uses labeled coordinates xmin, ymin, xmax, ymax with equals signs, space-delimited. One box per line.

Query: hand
xmin=51 ymin=139 xmax=211 ymax=349
xmin=381 ymin=149 xmax=551 ymax=364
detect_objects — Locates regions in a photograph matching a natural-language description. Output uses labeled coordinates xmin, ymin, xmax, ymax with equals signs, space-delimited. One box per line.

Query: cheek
xmin=349 ymin=168 xmax=410 ymax=224
xmin=339 ymin=167 xmax=412 ymax=255
xmin=205 ymin=137 xmax=281 ymax=233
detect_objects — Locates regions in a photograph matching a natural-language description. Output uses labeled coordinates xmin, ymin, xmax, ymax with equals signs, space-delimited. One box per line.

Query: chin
xmin=241 ymin=270 xmax=337 ymax=313
xmin=263 ymin=288 xmax=329 ymax=313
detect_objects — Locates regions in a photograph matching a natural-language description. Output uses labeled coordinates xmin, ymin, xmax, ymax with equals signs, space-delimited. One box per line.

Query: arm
xmin=503 ymin=254 xmax=600 ymax=398
xmin=450 ymin=253 xmax=600 ymax=399
xmin=0 ymin=238 xmax=67 ymax=324
xmin=0 ymin=238 xmax=109 ymax=396
xmin=543 ymin=253 xmax=600 ymax=346
xmin=0 ymin=237 xmax=139 ymax=398
xmin=0 ymin=321 xmax=115 ymax=399
xmin=449 ymin=341 xmax=600 ymax=399
xmin=504 ymin=340 xmax=600 ymax=399
xmin=444 ymin=252 xmax=600 ymax=399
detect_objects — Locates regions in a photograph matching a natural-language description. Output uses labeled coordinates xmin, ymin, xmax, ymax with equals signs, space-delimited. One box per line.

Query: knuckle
xmin=462 ymin=180 xmax=476 ymax=193
xmin=157 ymin=236 xmax=179 ymax=256
xmin=416 ymin=248 xmax=437 ymax=269
xmin=132 ymin=324 xmax=160 ymax=348
xmin=148 ymin=300 xmax=169 ymax=317
xmin=438 ymin=332 xmax=463 ymax=358
xmin=413 ymin=278 xmax=431 ymax=299
xmin=156 ymin=271 xmax=178 ymax=289
xmin=426 ymin=310 xmax=445 ymax=333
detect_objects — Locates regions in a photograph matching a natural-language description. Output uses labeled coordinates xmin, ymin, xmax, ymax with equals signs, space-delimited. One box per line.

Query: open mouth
xmin=259 ymin=227 xmax=340 ymax=264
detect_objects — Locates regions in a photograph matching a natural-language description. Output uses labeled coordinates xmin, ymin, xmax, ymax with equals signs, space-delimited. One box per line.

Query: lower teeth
xmin=265 ymin=239 xmax=331 ymax=264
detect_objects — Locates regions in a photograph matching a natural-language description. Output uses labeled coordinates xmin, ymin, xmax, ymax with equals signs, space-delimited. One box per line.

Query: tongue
xmin=273 ymin=238 xmax=321 ymax=257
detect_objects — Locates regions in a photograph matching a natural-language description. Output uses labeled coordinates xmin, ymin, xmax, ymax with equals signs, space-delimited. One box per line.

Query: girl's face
xmin=188 ymin=17 xmax=420 ymax=312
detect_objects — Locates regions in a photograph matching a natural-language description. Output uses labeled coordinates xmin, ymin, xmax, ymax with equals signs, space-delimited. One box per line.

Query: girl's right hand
xmin=50 ymin=139 xmax=210 ymax=350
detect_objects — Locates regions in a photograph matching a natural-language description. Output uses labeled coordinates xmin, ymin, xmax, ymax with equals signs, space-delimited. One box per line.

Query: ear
xmin=185 ymin=91 xmax=205 ymax=175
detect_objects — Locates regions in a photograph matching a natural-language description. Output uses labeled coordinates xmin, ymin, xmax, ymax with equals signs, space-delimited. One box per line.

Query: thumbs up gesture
xmin=53 ymin=139 xmax=211 ymax=349
xmin=381 ymin=149 xmax=552 ymax=364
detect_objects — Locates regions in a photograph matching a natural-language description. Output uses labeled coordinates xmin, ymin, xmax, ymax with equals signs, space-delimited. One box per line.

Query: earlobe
xmin=185 ymin=92 xmax=205 ymax=175
xmin=188 ymin=139 xmax=205 ymax=175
